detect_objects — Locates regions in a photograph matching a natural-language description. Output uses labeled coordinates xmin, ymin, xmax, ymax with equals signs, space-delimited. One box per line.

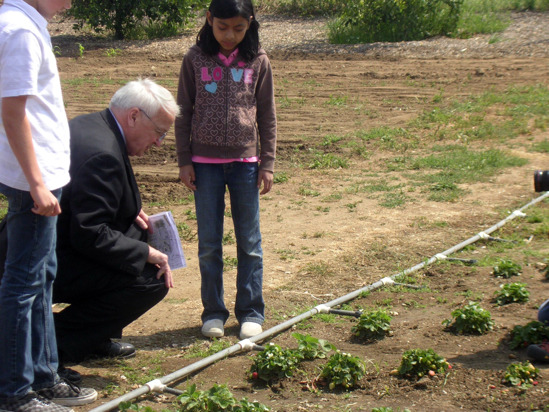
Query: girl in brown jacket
xmin=175 ymin=0 xmax=276 ymax=341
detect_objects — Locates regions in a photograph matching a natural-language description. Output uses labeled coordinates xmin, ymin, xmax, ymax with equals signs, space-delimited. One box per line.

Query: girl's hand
xmin=258 ymin=170 xmax=273 ymax=195
xmin=179 ymin=165 xmax=196 ymax=191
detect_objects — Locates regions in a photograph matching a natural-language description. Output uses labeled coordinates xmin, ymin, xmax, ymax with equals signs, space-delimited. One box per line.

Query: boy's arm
xmin=1 ymin=96 xmax=61 ymax=216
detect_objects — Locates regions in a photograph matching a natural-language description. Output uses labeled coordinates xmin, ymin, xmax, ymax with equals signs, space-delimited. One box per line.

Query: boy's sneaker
xmin=37 ymin=380 xmax=97 ymax=407
xmin=527 ymin=341 xmax=549 ymax=362
xmin=0 ymin=393 xmax=74 ymax=412
xmin=58 ymin=366 xmax=82 ymax=385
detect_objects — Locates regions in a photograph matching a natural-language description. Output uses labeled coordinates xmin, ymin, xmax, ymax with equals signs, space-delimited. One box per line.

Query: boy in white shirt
xmin=0 ymin=1 xmax=97 ymax=410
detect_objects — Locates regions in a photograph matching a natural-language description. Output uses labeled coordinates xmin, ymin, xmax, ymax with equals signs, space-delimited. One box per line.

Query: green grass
xmin=408 ymin=146 xmax=527 ymax=185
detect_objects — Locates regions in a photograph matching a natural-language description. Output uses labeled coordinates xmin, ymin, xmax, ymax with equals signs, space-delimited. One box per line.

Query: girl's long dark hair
xmin=197 ymin=0 xmax=260 ymax=62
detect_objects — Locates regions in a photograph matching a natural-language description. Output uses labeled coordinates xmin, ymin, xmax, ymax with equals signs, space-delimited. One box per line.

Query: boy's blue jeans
xmin=194 ymin=162 xmax=264 ymax=326
xmin=0 ymin=183 xmax=61 ymax=400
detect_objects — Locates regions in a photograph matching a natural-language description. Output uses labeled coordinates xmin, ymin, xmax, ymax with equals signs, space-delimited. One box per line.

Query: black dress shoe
xmin=93 ymin=340 xmax=136 ymax=359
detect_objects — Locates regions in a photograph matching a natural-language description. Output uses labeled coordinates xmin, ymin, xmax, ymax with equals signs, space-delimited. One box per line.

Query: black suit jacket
xmin=55 ymin=109 xmax=150 ymax=301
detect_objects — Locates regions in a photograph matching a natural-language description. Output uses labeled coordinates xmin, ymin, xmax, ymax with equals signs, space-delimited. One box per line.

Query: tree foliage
xmin=68 ymin=0 xmax=209 ymax=40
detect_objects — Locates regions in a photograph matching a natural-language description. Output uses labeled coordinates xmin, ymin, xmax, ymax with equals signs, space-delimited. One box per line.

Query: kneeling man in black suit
xmin=53 ymin=78 xmax=180 ymax=364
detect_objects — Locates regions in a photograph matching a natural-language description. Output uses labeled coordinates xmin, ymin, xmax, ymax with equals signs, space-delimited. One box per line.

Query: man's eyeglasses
xmin=139 ymin=108 xmax=168 ymax=142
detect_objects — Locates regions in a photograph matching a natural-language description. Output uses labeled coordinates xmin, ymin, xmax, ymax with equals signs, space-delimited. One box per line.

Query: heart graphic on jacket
xmin=205 ymin=82 xmax=217 ymax=93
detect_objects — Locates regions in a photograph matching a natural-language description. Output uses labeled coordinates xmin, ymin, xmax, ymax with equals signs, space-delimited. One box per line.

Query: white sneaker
xmin=201 ymin=319 xmax=224 ymax=338
xmin=239 ymin=322 xmax=262 ymax=339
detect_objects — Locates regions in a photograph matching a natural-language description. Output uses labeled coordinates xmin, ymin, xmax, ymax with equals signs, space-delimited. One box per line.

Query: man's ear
xmin=128 ymin=107 xmax=140 ymax=127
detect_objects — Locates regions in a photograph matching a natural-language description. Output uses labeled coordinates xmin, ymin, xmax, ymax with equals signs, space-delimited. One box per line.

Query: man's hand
xmin=148 ymin=246 xmax=174 ymax=288
xmin=179 ymin=165 xmax=196 ymax=191
xmin=257 ymin=170 xmax=274 ymax=195
xmin=135 ymin=209 xmax=150 ymax=232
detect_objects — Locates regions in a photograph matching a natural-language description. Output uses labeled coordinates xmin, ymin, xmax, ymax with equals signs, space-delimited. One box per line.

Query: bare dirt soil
xmin=51 ymin=12 xmax=549 ymax=412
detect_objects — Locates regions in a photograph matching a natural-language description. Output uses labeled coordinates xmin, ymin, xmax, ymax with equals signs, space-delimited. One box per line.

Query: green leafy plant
xmin=76 ymin=42 xmax=85 ymax=58
xmin=397 ymin=348 xmax=451 ymax=379
xmin=492 ymin=258 xmax=522 ymax=278
xmin=175 ymin=384 xmax=236 ymax=411
xmin=175 ymin=384 xmax=270 ymax=411
xmin=292 ymin=333 xmax=335 ymax=360
xmin=443 ymin=301 xmax=494 ymax=334
xmin=320 ymin=350 xmax=367 ymax=389
xmin=328 ymin=0 xmax=463 ymax=44
xmin=351 ymin=309 xmax=392 ymax=341
xmin=502 ymin=361 xmax=539 ymax=388
xmin=106 ymin=48 xmax=121 ymax=57
xmin=233 ymin=398 xmax=271 ymax=412
xmin=494 ymin=282 xmax=530 ymax=306
xmin=250 ymin=343 xmax=302 ymax=382
xmin=119 ymin=402 xmax=154 ymax=411
xmin=509 ymin=321 xmax=549 ymax=350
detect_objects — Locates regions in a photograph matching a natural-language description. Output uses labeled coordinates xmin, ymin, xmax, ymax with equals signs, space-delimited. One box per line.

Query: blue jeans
xmin=194 ymin=162 xmax=264 ymax=325
xmin=0 ymin=183 xmax=61 ymax=400
xmin=539 ymin=298 xmax=549 ymax=324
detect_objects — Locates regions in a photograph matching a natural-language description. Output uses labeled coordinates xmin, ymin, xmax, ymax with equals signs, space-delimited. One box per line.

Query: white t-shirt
xmin=0 ymin=0 xmax=70 ymax=191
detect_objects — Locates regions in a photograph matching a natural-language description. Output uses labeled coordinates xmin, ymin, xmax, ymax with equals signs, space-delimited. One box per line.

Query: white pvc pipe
xmin=89 ymin=191 xmax=549 ymax=412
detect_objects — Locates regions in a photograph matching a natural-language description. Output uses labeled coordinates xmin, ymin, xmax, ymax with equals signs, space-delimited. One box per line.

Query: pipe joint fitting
xmin=146 ymin=379 xmax=166 ymax=393
xmin=314 ymin=304 xmax=331 ymax=314
xmin=238 ymin=339 xmax=255 ymax=351
xmin=478 ymin=231 xmax=490 ymax=239
xmin=511 ymin=210 xmax=526 ymax=218
xmin=380 ymin=277 xmax=394 ymax=285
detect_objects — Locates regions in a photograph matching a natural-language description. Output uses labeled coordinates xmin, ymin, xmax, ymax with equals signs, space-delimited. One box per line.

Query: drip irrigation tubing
xmin=89 ymin=191 xmax=549 ymax=412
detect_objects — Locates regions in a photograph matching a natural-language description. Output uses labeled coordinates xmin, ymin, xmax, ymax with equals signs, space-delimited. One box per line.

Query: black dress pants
xmin=53 ymin=259 xmax=168 ymax=363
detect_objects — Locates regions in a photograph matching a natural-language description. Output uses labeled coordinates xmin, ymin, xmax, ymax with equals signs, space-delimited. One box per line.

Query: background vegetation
xmin=68 ymin=0 xmax=549 ymax=41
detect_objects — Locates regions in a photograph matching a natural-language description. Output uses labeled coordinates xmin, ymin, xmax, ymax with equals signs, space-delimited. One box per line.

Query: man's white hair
xmin=109 ymin=78 xmax=180 ymax=118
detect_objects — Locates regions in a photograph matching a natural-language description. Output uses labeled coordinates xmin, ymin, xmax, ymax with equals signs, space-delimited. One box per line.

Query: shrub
xmin=320 ymin=351 xmax=367 ymax=389
xmin=328 ymin=0 xmax=464 ymax=44
xmin=250 ymin=343 xmax=302 ymax=382
xmin=492 ymin=258 xmax=522 ymax=278
xmin=68 ymin=0 xmax=209 ymax=40
xmin=397 ymin=348 xmax=450 ymax=379
xmin=494 ymin=282 xmax=530 ymax=306
xmin=351 ymin=309 xmax=392 ymax=341
xmin=502 ymin=361 xmax=539 ymax=388
xmin=443 ymin=301 xmax=494 ymax=334
xmin=509 ymin=321 xmax=549 ymax=350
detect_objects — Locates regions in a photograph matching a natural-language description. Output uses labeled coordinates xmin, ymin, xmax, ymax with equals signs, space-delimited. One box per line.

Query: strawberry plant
xmin=176 ymin=384 xmax=237 ymax=411
xmin=443 ymin=301 xmax=494 ymax=334
xmin=494 ymin=282 xmax=530 ymax=306
xmin=492 ymin=258 xmax=522 ymax=278
xmin=234 ymin=398 xmax=271 ymax=412
xmin=292 ymin=332 xmax=335 ymax=359
xmin=502 ymin=361 xmax=539 ymax=388
xmin=320 ymin=350 xmax=367 ymax=389
xmin=351 ymin=308 xmax=392 ymax=341
xmin=397 ymin=348 xmax=450 ymax=379
xmin=509 ymin=321 xmax=549 ymax=350
xmin=250 ymin=343 xmax=302 ymax=382
xmin=175 ymin=384 xmax=270 ymax=411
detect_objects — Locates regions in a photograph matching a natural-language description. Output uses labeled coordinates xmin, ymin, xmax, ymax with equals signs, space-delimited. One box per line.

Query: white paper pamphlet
xmin=147 ymin=211 xmax=187 ymax=270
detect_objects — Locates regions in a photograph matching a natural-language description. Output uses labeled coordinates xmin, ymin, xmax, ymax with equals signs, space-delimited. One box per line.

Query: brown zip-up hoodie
xmin=175 ymin=45 xmax=277 ymax=172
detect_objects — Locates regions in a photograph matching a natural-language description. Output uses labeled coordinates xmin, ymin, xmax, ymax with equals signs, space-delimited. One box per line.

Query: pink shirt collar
xmin=218 ymin=48 xmax=239 ymax=67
